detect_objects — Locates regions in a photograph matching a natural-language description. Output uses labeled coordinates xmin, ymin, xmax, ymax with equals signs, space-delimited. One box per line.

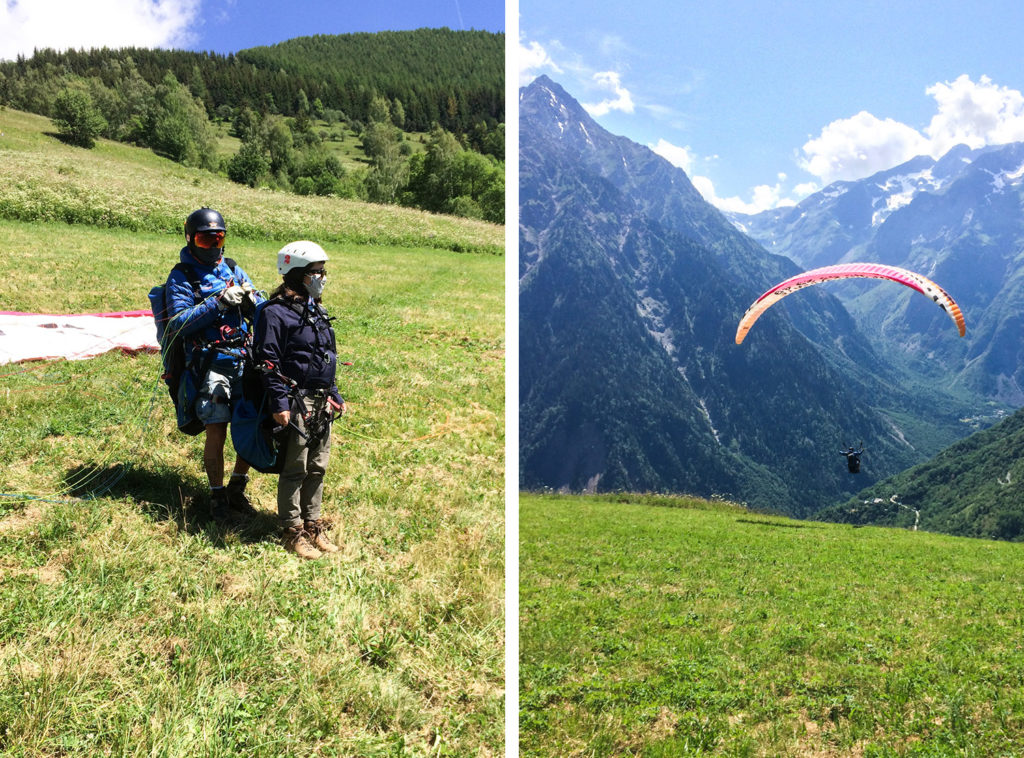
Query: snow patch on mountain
xmin=989 ymin=161 xmax=1024 ymax=191
xmin=870 ymin=169 xmax=945 ymax=226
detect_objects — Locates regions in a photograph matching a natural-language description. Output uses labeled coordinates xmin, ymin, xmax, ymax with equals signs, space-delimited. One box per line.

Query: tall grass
xmin=521 ymin=493 xmax=1024 ymax=757
xmin=0 ymin=110 xmax=503 ymax=756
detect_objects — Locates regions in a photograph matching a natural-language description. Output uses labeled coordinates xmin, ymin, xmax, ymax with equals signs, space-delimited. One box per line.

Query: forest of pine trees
xmin=0 ymin=29 xmax=504 ymax=223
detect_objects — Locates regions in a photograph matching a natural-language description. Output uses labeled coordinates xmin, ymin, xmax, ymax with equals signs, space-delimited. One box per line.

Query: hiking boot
xmin=304 ymin=519 xmax=339 ymax=554
xmin=283 ymin=525 xmax=322 ymax=560
xmin=210 ymin=489 xmax=233 ymax=524
xmin=226 ymin=475 xmax=259 ymax=517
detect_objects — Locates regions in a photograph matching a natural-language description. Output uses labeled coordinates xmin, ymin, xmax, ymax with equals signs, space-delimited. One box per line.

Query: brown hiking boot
xmin=305 ymin=519 xmax=339 ymax=554
xmin=282 ymin=525 xmax=322 ymax=560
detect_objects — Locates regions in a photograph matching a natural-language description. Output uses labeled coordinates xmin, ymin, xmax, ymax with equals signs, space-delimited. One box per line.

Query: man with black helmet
xmin=165 ymin=207 xmax=264 ymax=523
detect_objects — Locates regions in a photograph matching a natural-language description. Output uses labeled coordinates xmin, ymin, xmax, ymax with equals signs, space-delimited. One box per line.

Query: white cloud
xmin=793 ymin=181 xmax=819 ymax=198
xmin=651 ymin=140 xmax=810 ymax=214
xmin=581 ymin=71 xmax=634 ymax=117
xmin=925 ymin=74 xmax=1024 ymax=155
xmin=737 ymin=77 xmax=1024 ymax=210
xmin=519 ymin=32 xmax=676 ymax=134
xmin=691 ymin=175 xmax=800 ymax=215
xmin=649 ymin=138 xmax=695 ymax=173
xmin=518 ymin=36 xmax=561 ymax=86
xmin=0 ymin=0 xmax=200 ymax=61
xmin=597 ymin=34 xmax=632 ymax=58
xmin=213 ymin=0 xmax=237 ymax=25
xmin=796 ymin=76 xmax=1024 ymax=190
xmin=798 ymin=110 xmax=929 ymax=186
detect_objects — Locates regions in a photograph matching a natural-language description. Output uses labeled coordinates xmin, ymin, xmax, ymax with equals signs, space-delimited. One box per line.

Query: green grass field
xmin=521 ymin=493 xmax=1024 ymax=757
xmin=0 ymin=109 xmax=503 ymax=756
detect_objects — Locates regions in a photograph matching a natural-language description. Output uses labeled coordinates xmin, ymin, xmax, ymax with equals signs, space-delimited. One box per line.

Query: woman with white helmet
xmin=253 ymin=240 xmax=346 ymax=559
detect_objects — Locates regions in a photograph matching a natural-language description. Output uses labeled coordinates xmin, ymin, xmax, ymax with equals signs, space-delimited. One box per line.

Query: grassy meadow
xmin=0 ymin=108 xmax=500 ymax=255
xmin=0 ymin=109 xmax=503 ymax=755
xmin=521 ymin=493 xmax=1024 ymax=757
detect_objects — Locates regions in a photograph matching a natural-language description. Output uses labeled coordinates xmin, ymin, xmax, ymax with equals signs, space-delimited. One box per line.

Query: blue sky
xmin=0 ymin=0 xmax=504 ymax=59
xmin=519 ymin=0 xmax=1024 ymax=213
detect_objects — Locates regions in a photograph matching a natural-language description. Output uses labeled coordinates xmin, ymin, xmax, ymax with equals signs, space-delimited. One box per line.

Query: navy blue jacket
xmin=253 ymin=296 xmax=343 ymax=414
xmin=165 ymin=247 xmax=261 ymax=365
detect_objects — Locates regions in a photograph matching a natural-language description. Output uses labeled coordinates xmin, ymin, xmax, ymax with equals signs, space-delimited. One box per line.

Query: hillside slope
xmin=0 ymin=108 xmax=503 ymax=254
xmin=237 ymin=29 xmax=504 ymax=130
xmin=818 ymin=407 xmax=1024 ymax=540
xmin=0 ymin=29 xmax=504 ymax=132
xmin=519 ymin=76 xmax=978 ymax=516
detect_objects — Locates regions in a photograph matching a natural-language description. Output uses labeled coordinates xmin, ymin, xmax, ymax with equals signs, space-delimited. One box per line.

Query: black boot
xmin=210 ymin=488 xmax=233 ymax=524
xmin=226 ymin=474 xmax=259 ymax=517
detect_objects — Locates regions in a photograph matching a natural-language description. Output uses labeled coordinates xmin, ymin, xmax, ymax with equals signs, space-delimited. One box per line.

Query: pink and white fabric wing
xmin=0 ymin=310 xmax=159 ymax=365
xmin=735 ymin=263 xmax=966 ymax=345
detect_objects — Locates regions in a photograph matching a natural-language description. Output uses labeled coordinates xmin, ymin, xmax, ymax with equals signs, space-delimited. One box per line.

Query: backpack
xmin=148 ymin=258 xmax=236 ymax=435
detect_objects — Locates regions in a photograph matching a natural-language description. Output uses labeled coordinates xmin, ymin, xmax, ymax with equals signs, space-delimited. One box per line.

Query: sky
xmin=0 ymin=0 xmax=504 ymax=60
xmin=519 ymin=0 xmax=1024 ymax=214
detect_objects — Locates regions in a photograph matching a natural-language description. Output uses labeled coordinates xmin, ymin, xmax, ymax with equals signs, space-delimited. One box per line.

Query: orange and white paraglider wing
xmin=735 ymin=263 xmax=966 ymax=345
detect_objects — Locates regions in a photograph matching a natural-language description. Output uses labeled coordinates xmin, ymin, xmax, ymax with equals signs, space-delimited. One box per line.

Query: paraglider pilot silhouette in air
xmin=841 ymin=443 xmax=864 ymax=474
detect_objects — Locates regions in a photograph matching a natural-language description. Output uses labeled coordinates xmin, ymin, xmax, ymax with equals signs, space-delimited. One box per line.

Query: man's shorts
xmin=195 ymin=360 xmax=244 ymax=426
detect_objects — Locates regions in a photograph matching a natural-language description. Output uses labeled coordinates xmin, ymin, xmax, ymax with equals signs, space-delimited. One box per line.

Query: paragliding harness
xmin=148 ymin=258 xmax=238 ymax=435
xmin=229 ymin=296 xmax=339 ymax=473
xmin=842 ymin=441 xmax=864 ymax=474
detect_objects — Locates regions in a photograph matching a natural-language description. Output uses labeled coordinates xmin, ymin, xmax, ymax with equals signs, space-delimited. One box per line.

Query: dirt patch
xmin=0 ymin=504 xmax=45 ymax=534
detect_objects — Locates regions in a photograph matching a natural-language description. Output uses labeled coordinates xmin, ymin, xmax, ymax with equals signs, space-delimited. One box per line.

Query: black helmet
xmin=184 ymin=208 xmax=226 ymax=264
xmin=185 ymin=207 xmax=226 ymax=236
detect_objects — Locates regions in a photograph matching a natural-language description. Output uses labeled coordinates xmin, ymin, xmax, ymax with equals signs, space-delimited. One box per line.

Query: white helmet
xmin=277 ymin=240 xmax=328 ymax=275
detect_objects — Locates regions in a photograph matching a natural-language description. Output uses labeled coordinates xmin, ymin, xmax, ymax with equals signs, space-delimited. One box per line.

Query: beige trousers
xmin=277 ymin=394 xmax=332 ymax=527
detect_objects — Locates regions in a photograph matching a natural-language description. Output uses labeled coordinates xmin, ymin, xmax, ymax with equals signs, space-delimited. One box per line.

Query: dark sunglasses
xmin=194 ymin=230 xmax=226 ymax=249
xmin=306 ymin=267 xmax=327 ymax=277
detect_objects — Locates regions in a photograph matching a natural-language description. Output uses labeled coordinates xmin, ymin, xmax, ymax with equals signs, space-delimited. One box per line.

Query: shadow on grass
xmin=62 ymin=462 xmax=280 ymax=546
xmin=46 ymin=130 xmax=96 ymax=149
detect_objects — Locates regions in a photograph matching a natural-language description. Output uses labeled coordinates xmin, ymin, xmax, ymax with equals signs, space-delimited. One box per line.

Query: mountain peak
xmin=520 ymin=75 xmax=602 ymax=148
xmin=522 ymin=74 xmax=571 ymax=102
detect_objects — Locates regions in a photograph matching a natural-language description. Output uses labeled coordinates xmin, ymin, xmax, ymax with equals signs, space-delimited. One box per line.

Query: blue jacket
xmin=165 ymin=247 xmax=261 ymax=366
xmin=253 ymin=296 xmax=343 ymax=414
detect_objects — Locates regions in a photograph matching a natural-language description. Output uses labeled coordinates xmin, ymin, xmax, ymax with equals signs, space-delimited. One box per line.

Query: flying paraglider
xmin=735 ymin=262 xmax=966 ymax=345
xmin=841 ymin=442 xmax=864 ymax=474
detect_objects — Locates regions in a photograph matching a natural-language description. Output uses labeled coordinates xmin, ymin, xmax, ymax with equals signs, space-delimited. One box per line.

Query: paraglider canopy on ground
xmin=0 ymin=310 xmax=158 ymax=365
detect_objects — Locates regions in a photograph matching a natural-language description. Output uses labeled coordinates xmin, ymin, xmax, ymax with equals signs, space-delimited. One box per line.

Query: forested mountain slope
xmin=818 ymin=407 xmax=1024 ymax=540
xmin=0 ymin=29 xmax=504 ymax=131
